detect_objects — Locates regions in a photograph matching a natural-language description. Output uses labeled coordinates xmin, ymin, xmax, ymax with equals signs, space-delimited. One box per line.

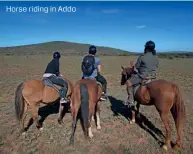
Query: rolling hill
xmin=0 ymin=41 xmax=135 ymax=56
xmin=0 ymin=41 xmax=192 ymax=58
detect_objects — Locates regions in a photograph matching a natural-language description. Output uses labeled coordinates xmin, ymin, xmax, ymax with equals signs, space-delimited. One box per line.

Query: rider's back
xmin=44 ymin=58 xmax=59 ymax=76
xmin=82 ymin=55 xmax=100 ymax=79
xmin=136 ymin=52 xmax=159 ymax=79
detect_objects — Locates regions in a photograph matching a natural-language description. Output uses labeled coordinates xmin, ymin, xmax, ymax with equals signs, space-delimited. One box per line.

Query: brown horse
xmin=120 ymin=62 xmax=186 ymax=152
xmin=14 ymin=76 xmax=73 ymax=135
xmin=69 ymin=78 xmax=103 ymax=145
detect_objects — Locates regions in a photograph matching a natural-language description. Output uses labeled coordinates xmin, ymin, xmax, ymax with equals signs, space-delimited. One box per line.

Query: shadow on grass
xmin=24 ymin=100 xmax=70 ymax=131
xmin=108 ymin=95 xmax=165 ymax=146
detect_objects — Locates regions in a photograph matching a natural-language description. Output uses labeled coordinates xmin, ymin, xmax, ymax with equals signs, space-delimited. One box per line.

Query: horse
xmin=14 ymin=75 xmax=73 ymax=135
xmin=69 ymin=78 xmax=103 ymax=145
xmin=120 ymin=61 xmax=186 ymax=152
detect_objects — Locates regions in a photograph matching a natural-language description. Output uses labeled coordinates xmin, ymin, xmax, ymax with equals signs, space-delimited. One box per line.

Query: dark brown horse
xmin=69 ymin=78 xmax=103 ymax=145
xmin=120 ymin=62 xmax=186 ymax=152
xmin=14 ymin=76 xmax=73 ymax=135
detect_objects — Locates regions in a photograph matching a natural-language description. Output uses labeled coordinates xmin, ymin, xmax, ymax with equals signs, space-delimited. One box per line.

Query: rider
xmin=43 ymin=52 xmax=68 ymax=104
xmin=126 ymin=40 xmax=159 ymax=107
xmin=81 ymin=45 xmax=108 ymax=101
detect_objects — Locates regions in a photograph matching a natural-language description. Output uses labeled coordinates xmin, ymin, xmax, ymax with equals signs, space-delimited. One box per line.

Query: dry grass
xmin=0 ymin=55 xmax=193 ymax=154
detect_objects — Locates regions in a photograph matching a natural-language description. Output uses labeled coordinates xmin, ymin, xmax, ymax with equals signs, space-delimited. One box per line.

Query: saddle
xmin=42 ymin=77 xmax=63 ymax=94
xmin=133 ymin=78 xmax=156 ymax=96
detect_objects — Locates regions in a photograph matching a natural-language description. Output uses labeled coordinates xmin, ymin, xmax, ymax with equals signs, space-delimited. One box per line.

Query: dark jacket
xmin=135 ymin=52 xmax=159 ymax=79
xmin=44 ymin=58 xmax=60 ymax=76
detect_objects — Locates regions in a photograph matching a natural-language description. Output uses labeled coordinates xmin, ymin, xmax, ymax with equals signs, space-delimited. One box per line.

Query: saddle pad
xmin=42 ymin=78 xmax=63 ymax=93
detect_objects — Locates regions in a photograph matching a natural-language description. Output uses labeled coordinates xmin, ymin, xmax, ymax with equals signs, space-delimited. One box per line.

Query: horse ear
xmin=130 ymin=60 xmax=135 ymax=67
xmin=121 ymin=65 xmax=125 ymax=70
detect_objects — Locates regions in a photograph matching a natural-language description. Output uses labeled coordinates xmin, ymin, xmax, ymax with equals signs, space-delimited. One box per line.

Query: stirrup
xmin=128 ymin=101 xmax=135 ymax=108
xmin=60 ymin=98 xmax=68 ymax=104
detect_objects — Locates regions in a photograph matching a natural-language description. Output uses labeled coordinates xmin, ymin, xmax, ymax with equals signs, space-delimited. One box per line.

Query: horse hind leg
xmin=31 ymin=102 xmax=42 ymax=130
xmin=20 ymin=101 xmax=28 ymax=135
xmin=136 ymin=103 xmax=140 ymax=119
xmin=170 ymin=106 xmax=184 ymax=151
xmin=130 ymin=106 xmax=136 ymax=124
xmin=69 ymin=107 xmax=78 ymax=146
xmin=87 ymin=106 xmax=95 ymax=138
xmin=58 ymin=103 xmax=64 ymax=124
xmin=88 ymin=115 xmax=93 ymax=138
xmin=95 ymin=103 xmax=101 ymax=130
xmin=159 ymin=112 xmax=171 ymax=151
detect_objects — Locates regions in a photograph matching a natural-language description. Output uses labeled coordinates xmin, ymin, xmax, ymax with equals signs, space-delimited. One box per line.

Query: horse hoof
xmin=89 ymin=133 xmax=94 ymax=138
xmin=58 ymin=119 xmax=63 ymax=125
xmin=129 ymin=120 xmax=135 ymax=124
xmin=97 ymin=125 xmax=101 ymax=130
xmin=22 ymin=132 xmax=26 ymax=136
xmin=91 ymin=117 xmax=94 ymax=122
xmin=173 ymin=144 xmax=180 ymax=151
xmin=163 ymin=145 xmax=168 ymax=151
xmin=39 ymin=127 xmax=43 ymax=131
xmin=69 ymin=140 xmax=74 ymax=146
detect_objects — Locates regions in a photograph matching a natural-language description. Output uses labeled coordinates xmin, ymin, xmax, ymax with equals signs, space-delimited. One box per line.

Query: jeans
xmin=95 ymin=73 xmax=107 ymax=94
xmin=48 ymin=75 xmax=68 ymax=98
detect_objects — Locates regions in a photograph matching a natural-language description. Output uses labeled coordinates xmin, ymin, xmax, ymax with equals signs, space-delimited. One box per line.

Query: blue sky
xmin=0 ymin=1 xmax=193 ymax=52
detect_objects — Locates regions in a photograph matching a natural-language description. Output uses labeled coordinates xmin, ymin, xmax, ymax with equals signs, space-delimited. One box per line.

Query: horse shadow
xmin=38 ymin=100 xmax=69 ymax=124
xmin=108 ymin=96 xmax=165 ymax=146
xmin=25 ymin=100 xmax=69 ymax=131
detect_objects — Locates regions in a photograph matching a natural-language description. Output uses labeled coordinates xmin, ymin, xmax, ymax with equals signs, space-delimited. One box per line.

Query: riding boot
xmin=100 ymin=92 xmax=108 ymax=101
xmin=127 ymin=86 xmax=135 ymax=107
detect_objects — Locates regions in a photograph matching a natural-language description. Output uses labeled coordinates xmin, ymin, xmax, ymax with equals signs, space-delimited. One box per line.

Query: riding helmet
xmin=53 ymin=52 xmax=61 ymax=59
xmin=89 ymin=45 xmax=97 ymax=55
xmin=145 ymin=40 xmax=155 ymax=51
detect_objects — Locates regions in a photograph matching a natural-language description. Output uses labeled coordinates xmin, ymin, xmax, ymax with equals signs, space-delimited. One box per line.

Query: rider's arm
xmin=96 ymin=58 xmax=101 ymax=73
xmin=135 ymin=55 xmax=142 ymax=69
xmin=97 ymin=64 xmax=101 ymax=73
xmin=134 ymin=55 xmax=142 ymax=72
xmin=55 ymin=59 xmax=60 ymax=76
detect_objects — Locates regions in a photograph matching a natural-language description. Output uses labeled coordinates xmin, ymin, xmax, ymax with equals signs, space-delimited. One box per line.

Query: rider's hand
xmin=133 ymin=67 xmax=138 ymax=74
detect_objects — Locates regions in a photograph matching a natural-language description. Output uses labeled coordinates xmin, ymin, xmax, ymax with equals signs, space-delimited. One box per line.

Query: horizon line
xmin=0 ymin=40 xmax=192 ymax=53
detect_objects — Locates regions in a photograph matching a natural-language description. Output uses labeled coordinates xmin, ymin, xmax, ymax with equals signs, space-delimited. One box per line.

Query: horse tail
xmin=80 ymin=83 xmax=90 ymax=137
xmin=15 ymin=82 xmax=25 ymax=121
xmin=171 ymin=84 xmax=186 ymax=143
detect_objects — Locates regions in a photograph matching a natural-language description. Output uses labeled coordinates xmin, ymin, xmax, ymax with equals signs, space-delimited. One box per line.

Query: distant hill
xmin=158 ymin=51 xmax=193 ymax=59
xmin=0 ymin=41 xmax=136 ymax=56
xmin=0 ymin=41 xmax=192 ymax=58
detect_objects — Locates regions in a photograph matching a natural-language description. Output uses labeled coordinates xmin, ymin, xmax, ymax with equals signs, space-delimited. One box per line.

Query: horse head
xmin=121 ymin=61 xmax=135 ymax=85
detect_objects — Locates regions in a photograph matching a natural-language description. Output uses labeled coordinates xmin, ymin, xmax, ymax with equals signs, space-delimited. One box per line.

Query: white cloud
xmin=136 ymin=25 xmax=147 ymax=29
xmin=102 ymin=9 xmax=120 ymax=14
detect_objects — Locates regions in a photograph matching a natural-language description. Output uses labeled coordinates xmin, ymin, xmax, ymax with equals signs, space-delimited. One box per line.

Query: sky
xmin=0 ymin=1 xmax=193 ymax=52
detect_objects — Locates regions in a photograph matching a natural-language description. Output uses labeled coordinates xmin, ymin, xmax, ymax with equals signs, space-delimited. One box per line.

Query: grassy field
xmin=0 ymin=55 xmax=193 ymax=154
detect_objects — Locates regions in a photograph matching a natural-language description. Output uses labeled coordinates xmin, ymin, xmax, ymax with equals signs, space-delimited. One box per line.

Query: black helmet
xmin=53 ymin=52 xmax=61 ymax=59
xmin=145 ymin=40 xmax=155 ymax=51
xmin=89 ymin=45 xmax=97 ymax=55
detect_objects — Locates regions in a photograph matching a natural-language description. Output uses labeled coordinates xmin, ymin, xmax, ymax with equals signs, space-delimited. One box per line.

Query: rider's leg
xmin=126 ymin=74 xmax=142 ymax=107
xmin=95 ymin=73 xmax=108 ymax=100
xmin=48 ymin=75 xmax=68 ymax=103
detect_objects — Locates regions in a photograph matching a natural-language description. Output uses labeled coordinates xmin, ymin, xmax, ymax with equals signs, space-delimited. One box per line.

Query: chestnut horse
xmin=14 ymin=76 xmax=73 ymax=134
xmin=120 ymin=62 xmax=186 ymax=152
xmin=69 ymin=78 xmax=103 ymax=145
